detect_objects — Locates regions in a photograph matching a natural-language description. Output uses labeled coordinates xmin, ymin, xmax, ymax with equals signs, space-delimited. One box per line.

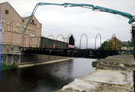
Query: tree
xmin=129 ymin=38 xmax=134 ymax=48
xmin=98 ymin=40 xmax=111 ymax=50
xmin=98 ymin=36 xmax=122 ymax=50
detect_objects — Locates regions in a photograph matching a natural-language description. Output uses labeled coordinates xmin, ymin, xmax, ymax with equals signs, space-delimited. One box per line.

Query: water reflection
xmin=0 ymin=71 xmax=20 ymax=92
xmin=0 ymin=58 xmax=96 ymax=92
xmin=72 ymin=58 xmax=96 ymax=78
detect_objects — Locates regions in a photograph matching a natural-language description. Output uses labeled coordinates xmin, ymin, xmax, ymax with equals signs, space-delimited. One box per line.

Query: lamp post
xmin=132 ymin=22 xmax=135 ymax=58
xmin=0 ymin=9 xmax=2 ymax=72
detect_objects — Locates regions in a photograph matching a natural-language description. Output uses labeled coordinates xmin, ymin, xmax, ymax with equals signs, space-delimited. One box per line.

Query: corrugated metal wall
xmin=40 ymin=37 xmax=68 ymax=48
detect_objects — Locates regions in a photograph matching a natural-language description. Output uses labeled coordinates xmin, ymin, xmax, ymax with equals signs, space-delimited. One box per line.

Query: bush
xmin=1 ymin=63 xmax=17 ymax=71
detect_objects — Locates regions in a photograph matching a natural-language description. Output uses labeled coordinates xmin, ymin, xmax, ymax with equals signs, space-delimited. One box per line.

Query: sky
xmin=0 ymin=0 xmax=135 ymax=48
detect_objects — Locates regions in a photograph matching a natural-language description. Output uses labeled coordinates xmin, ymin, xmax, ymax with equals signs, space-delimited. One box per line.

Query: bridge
xmin=21 ymin=47 xmax=132 ymax=59
xmin=21 ymin=32 xmax=130 ymax=59
xmin=21 ymin=2 xmax=135 ymax=60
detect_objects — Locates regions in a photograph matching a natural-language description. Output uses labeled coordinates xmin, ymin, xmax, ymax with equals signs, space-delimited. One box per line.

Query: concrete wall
xmin=1 ymin=53 xmax=68 ymax=66
xmin=21 ymin=54 xmax=67 ymax=63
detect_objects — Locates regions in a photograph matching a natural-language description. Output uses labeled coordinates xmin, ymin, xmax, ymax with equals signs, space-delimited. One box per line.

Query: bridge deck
xmin=21 ymin=47 xmax=124 ymax=59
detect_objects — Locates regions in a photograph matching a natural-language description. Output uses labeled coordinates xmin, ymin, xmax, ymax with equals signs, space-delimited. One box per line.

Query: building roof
xmin=23 ymin=16 xmax=41 ymax=25
xmin=0 ymin=2 xmax=22 ymax=18
xmin=41 ymin=36 xmax=68 ymax=43
xmin=0 ymin=2 xmax=41 ymax=24
xmin=121 ymin=41 xmax=130 ymax=47
xmin=121 ymin=41 xmax=129 ymax=45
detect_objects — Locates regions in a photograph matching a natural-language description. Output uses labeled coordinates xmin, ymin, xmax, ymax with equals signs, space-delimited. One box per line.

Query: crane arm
xmin=22 ymin=2 xmax=135 ymax=46
xmin=93 ymin=6 xmax=134 ymax=24
xmin=24 ymin=2 xmax=134 ymax=34
xmin=37 ymin=2 xmax=134 ymax=24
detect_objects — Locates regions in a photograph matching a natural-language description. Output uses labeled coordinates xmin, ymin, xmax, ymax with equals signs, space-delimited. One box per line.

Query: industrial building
xmin=40 ymin=35 xmax=75 ymax=49
xmin=0 ymin=2 xmax=75 ymax=52
xmin=40 ymin=37 xmax=68 ymax=49
xmin=0 ymin=2 xmax=42 ymax=52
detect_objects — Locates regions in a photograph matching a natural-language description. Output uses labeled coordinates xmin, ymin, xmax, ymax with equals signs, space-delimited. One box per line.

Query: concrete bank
xmin=1 ymin=53 xmax=73 ymax=70
xmin=18 ymin=58 xmax=74 ymax=68
xmin=1 ymin=53 xmax=71 ymax=65
xmin=18 ymin=54 xmax=73 ymax=68
xmin=56 ymin=55 xmax=135 ymax=92
xmin=21 ymin=54 xmax=69 ymax=63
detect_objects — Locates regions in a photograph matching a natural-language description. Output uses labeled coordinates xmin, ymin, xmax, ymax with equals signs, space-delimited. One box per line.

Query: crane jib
xmin=36 ymin=2 xmax=134 ymax=24
xmin=22 ymin=2 xmax=135 ymax=47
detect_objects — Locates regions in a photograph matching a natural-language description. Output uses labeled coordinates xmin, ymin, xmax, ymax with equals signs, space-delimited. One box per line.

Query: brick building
xmin=0 ymin=2 xmax=42 ymax=52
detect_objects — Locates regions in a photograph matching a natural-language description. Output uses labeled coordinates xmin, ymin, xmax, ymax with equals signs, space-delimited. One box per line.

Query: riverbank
xmin=0 ymin=58 xmax=96 ymax=92
xmin=18 ymin=58 xmax=74 ymax=68
xmin=56 ymin=55 xmax=135 ymax=92
xmin=1 ymin=53 xmax=74 ymax=71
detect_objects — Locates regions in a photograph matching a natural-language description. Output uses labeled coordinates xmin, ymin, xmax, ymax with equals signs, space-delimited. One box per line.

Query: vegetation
xmin=129 ymin=39 xmax=135 ymax=54
xmin=98 ymin=36 xmax=122 ymax=50
xmin=129 ymin=39 xmax=134 ymax=48
xmin=1 ymin=63 xmax=17 ymax=71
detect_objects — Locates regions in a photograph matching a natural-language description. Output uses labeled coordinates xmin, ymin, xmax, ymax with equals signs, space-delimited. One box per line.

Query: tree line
xmin=98 ymin=36 xmax=133 ymax=50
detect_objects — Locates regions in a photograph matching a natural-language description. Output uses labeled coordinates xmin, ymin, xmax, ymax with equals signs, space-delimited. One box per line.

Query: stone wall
xmin=21 ymin=54 xmax=67 ymax=63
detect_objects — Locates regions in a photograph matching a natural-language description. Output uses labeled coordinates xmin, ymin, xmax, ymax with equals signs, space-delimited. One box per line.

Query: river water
xmin=0 ymin=58 xmax=96 ymax=92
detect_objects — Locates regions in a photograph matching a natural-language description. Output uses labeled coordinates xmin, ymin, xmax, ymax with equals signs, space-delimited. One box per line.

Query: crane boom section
xmin=22 ymin=2 xmax=134 ymax=46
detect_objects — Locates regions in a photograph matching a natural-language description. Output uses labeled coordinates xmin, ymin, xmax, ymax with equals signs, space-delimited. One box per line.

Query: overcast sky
xmin=0 ymin=0 xmax=135 ymax=48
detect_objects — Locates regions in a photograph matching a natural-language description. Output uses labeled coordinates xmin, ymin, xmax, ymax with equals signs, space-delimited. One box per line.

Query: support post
xmin=132 ymin=22 xmax=135 ymax=59
xmin=11 ymin=55 xmax=13 ymax=64
xmin=0 ymin=54 xmax=1 ymax=71
xmin=6 ymin=55 xmax=8 ymax=65
xmin=18 ymin=54 xmax=21 ymax=64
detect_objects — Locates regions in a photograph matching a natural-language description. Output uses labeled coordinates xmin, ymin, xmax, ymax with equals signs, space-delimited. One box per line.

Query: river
xmin=0 ymin=58 xmax=96 ymax=92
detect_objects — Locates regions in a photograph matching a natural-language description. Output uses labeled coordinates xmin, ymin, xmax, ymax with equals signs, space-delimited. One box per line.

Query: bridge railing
xmin=21 ymin=47 xmax=119 ymax=59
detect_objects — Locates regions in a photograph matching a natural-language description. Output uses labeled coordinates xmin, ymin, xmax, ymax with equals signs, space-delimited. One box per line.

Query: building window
xmin=31 ymin=20 xmax=34 ymax=25
xmin=5 ymin=9 xmax=9 ymax=14
xmin=30 ymin=32 xmax=35 ymax=37
xmin=0 ymin=27 xmax=3 ymax=33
